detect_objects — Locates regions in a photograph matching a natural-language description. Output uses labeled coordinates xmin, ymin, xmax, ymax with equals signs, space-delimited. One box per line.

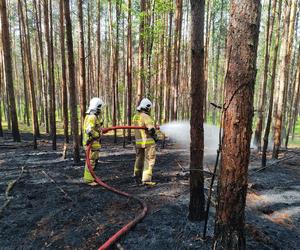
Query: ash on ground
xmin=0 ymin=133 xmax=299 ymax=249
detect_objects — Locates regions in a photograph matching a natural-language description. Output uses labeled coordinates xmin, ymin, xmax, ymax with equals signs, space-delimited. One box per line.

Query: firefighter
xmin=133 ymin=98 xmax=158 ymax=186
xmin=83 ymin=97 xmax=104 ymax=186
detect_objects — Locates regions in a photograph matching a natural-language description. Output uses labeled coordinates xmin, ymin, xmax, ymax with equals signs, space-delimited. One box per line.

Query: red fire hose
xmin=86 ymin=125 xmax=154 ymax=250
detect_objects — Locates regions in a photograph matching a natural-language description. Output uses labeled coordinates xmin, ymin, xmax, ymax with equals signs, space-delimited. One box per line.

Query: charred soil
xmin=0 ymin=132 xmax=300 ymax=249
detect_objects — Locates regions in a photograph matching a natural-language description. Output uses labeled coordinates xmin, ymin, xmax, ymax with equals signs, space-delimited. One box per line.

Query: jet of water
xmin=159 ymin=121 xmax=220 ymax=156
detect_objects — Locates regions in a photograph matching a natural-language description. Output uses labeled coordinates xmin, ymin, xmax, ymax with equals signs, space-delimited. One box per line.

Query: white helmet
xmin=86 ymin=97 xmax=104 ymax=114
xmin=137 ymin=98 xmax=152 ymax=112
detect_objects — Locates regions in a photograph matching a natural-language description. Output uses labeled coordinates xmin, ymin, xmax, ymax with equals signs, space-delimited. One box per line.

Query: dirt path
xmin=0 ymin=133 xmax=299 ymax=249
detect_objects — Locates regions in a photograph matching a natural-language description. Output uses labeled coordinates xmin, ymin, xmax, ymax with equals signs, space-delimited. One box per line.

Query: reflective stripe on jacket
xmin=132 ymin=112 xmax=155 ymax=148
xmin=83 ymin=114 xmax=103 ymax=150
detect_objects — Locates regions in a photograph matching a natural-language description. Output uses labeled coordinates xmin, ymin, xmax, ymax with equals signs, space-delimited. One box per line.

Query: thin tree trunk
xmin=108 ymin=0 xmax=117 ymax=142
xmin=44 ymin=0 xmax=56 ymax=150
xmin=254 ymin=0 xmax=272 ymax=151
xmin=78 ymin=0 xmax=86 ymax=143
xmin=286 ymin=43 xmax=300 ymax=147
xmin=18 ymin=9 xmax=30 ymax=127
xmin=34 ymin=0 xmax=48 ymax=133
xmin=204 ymin=0 xmax=212 ymax=122
xmin=188 ymin=0 xmax=205 ymax=222
xmin=97 ymin=0 xmax=101 ymax=97
xmin=137 ymin=0 xmax=146 ymax=104
xmin=64 ymin=0 xmax=80 ymax=163
xmin=273 ymin=1 xmax=292 ymax=158
xmin=19 ymin=0 xmax=40 ymax=147
xmin=0 ymin=0 xmax=21 ymax=142
xmin=164 ymin=10 xmax=173 ymax=123
xmin=262 ymin=0 xmax=282 ymax=167
xmin=213 ymin=0 xmax=261 ymax=248
xmin=60 ymin=0 xmax=68 ymax=143
xmin=212 ymin=0 xmax=225 ymax=125
xmin=171 ymin=0 xmax=183 ymax=121
xmin=127 ymin=0 xmax=132 ymax=141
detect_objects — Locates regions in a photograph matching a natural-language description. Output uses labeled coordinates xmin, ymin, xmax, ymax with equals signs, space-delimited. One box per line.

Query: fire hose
xmin=86 ymin=125 xmax=159 ymax=250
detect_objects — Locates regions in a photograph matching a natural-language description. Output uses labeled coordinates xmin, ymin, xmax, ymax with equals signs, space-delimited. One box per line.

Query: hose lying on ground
xmin=86 ymin=126 xmax=151 ymax=250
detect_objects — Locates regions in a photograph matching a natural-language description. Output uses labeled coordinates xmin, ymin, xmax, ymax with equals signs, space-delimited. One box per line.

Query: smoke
xmin=159 ymin=121 xmax=220 ymax=156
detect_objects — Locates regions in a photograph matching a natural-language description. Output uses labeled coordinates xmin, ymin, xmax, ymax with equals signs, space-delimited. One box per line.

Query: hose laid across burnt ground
xmin=86 ymin=125 xmax=156 ymax=250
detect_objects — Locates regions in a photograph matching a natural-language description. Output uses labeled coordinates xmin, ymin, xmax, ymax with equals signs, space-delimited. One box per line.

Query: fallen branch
xmin=41 ymin=170 xmax=72 ymax=201
xmin=251 ymin=155 xmax=294 ymax=175
xmin=0 ymin=166 xmax=25 ymax=216
xmin=176 ymin=160 xmax=217 ymax=176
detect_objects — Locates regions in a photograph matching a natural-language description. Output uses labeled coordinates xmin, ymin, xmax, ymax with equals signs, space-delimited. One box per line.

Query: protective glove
xmin=149 ymin=128 xmax=158 ymax=143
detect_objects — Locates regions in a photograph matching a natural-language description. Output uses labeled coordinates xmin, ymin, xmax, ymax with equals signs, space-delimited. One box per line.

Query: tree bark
xmin=137 ymin=0 xmax=146 ymax=105
xmin=97 ymin=0 xmax=101 ymax=97
xmin=127 ymin=0 xmax=133 ymax=141
xmin=78 ymin=0 xmax=86 ymax=140
xmin=0 ymin=0 xmax=21 ymax=142
xmin=212 ymin=0 xmax=225 ymax=126
xmin=213 ymin=1 xmax=261 ymax=248
xmin=18 ymin=8 xmax=30 ymax=127
xmin=262 ymin=0 xmax=282 ymax=167
xmin=33 ymin=0 xmax=49 ymax=133
xmin=43 ymin=0 xmax=56 ymax=150
xmin=19 ymin=0 xmax=40 ymax=147
xmin=164 ymin=10 xmax=173 ymax=123
xmin=286 ymin=43 xmax=300 ymax=147
xmin=60 ymin=0 xmax=68 ymax=143
xmin=171 ymin=0 xmax=183 ymax=121
xmin=188 ymin=0 xmax=205 ymax=222
xmin=273 ymin=1 xmax=293 ymax=158
xmin=64 ymin=0 xmax=80 ymax=163
xmin=204 ymin=0 xmax=212 ymax=122
xmin=254 ymin=0 xmax=273 ymax=151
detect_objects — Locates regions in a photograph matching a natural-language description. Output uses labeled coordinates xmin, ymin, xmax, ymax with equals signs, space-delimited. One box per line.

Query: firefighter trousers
xmin=133 ymin=145 xmax=156 ymax=182
xmin=84 ymin=150 xmax=100 ymax=183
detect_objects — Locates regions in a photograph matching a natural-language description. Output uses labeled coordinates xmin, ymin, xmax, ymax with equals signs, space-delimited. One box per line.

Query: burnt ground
xmin=0 ymin=132 xmax=300 ymax=250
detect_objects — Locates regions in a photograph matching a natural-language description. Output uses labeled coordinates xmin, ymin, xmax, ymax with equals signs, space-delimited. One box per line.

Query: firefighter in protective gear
xmin=133 ymin=98 xmax=158 ymax=186
xmin=83 ymin=97 xmax=104 ymax=186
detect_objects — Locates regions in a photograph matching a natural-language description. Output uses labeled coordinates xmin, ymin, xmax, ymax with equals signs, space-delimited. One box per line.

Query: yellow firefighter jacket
xmin=83 ymin=114 xmax=103 ymax=150
xmin=132 ymin=111 xmax=156 ymax=148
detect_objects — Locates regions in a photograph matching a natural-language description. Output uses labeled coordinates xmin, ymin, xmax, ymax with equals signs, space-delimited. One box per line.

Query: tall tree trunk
xmin=254 ymin=0 xmax=273 ymax=151
xmin=34 ymin=0 xmax=48 ymax=133
xmin=18 ymin=9 xmax=30 ymax=127
xmin=137 ymin=0 xmax=146 ymax=104
xmin=19 ymin=0 xmax=40 ymax=148
xmin=212 ymin=0 xmax=225 ymax=125
xmin=97 ymin=0 xmax=101 ymax=97
xmin=204 ymin=0 xmax=212 ymax=122
xmin=171 ymin=0 xmax=183 ymax=120
xmin=213 ymin=0 xmax=261 ymax=248
xmin=262 ymin=0 xmax=282 ymax=167
xmin=78 ymin=0 xmax=86 ymax=142
xmin=44 ymin=0 xmax=56 ymax=150
xmin=0 ymin=0 xmax=21 ymax=142
xmin=60 ymin=0 xmax=68 ymax=143
xmin=286 ymin=43 xmax=300 ymax=147
xmin=164 ymin=10 xmax=173 ymax=123
xmin=127 ymin=0 xmax=132 ymax=141
xmin=188 ymin=0 xmax=205 ymax=222
xmin=108 ymin=0 xmax=117 ymax=142
xmin=64 ymin=0 xmax=80 ymax=163
xmin=273 ymin=1 xmax=293 ymax=158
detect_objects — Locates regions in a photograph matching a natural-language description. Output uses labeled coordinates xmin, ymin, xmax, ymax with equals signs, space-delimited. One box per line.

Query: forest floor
xmin=0 ymin=132 xmax=300 ymax=250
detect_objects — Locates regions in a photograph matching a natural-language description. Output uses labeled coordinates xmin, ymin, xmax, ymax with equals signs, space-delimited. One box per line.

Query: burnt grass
xmin=0 ymin=131 xmax=300 ymax=250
